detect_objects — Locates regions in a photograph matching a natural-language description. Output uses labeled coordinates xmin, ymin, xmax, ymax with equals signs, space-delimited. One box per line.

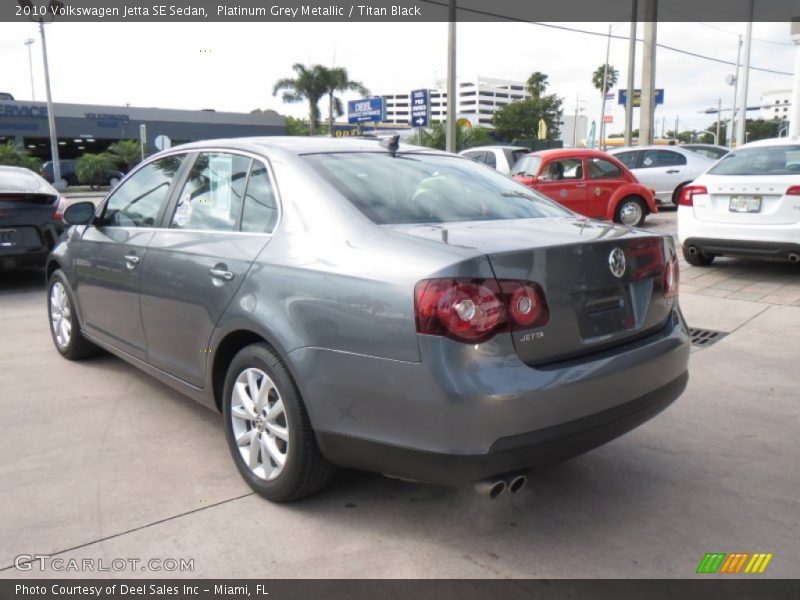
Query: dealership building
xmin=0 ymin=100 xmax=285 ymax=160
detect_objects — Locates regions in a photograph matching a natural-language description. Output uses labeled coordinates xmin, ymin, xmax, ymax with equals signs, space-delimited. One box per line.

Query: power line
xmin=418 ymin=0 xmax=793 ymax=76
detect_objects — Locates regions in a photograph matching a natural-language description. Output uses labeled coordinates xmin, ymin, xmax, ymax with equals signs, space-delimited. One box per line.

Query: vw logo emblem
xmin=608 ymin=247 xmax=626 ymax=278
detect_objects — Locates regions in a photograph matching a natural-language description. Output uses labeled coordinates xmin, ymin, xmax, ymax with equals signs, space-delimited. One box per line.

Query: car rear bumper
xmin=316 ymin=372 xmax=686 ymax=485
xmin=682 ymin=237 xmax=800 ymax=261
xmin=293 ymin=308 xmax=690 ymax=485
xmin=678 ymin=208 xmax=800 ymax=254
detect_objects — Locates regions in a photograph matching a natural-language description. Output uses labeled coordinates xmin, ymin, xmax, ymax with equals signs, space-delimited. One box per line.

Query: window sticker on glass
xmin=209 ymin=154 xmax=233 ymax=215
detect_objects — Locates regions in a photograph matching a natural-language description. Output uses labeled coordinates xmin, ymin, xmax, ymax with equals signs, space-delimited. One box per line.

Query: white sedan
xmin=677 ymin=137 xmax=800 ymax=266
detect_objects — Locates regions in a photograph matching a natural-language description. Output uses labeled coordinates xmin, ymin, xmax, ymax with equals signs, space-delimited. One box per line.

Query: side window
xmin=588 ymin=157 xmax=622 ymax=179
xmin=483 ymin=151 xmax=497 ymax=169
xmin=241 ymin=163 xmax=279 ymax=234
xmin=614 ymin=151 xmax=638 ymax=169
xmin=540 ymin=158 xmax=583 ymax=181
xmin=103 ymin=155 xmax=184 ymax=227
xmin=642 ymin=150 xmax=687 ymax=168
xmin=462 ymin=151 xmax=484 ymax=163
xmin=171 ymin=153 xmax=250 ymax=232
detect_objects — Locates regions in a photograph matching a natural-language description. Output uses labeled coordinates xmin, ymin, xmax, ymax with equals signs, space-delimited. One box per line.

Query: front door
xmin=534 ymin=157 xmax=589 ymax=215
xmin=586 ymin=156 xmax=627 ymax=219
xmin=75 ymin=155 xmax=187 ymax=359
xmin=139 ymin=152 xmax=278 ymax=387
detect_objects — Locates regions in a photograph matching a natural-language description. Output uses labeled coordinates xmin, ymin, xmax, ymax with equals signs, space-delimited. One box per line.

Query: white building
xmin=760 ymin=89 xmax=792 ymax=121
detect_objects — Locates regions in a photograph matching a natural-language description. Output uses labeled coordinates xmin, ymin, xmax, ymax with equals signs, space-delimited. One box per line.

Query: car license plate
xmin=729 ymin=196 xmax=762 ymax=213
xmin=0 ymin=228 xmax=18 ymax=247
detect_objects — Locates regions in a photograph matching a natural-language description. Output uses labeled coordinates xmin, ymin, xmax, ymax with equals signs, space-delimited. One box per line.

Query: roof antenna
xmin=379 ymin=134 xmax=400 ymax=157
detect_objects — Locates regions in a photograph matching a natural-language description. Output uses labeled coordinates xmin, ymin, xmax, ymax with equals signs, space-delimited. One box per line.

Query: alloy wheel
xmin=50 ymin=281 xmax=72 ymax=350
xmin=619 ymin=201 xmax=643 ymax=226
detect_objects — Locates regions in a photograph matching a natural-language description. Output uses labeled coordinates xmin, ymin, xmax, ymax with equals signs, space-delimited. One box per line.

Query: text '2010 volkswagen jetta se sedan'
xmin=47 ymin=137 xmax=690 ymax=501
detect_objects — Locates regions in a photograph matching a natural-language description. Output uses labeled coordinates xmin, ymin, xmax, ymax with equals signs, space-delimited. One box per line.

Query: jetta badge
xmin=609 ymin=247 xmax=626 ymax=278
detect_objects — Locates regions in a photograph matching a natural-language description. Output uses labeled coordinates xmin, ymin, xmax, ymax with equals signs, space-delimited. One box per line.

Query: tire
xmin=615 ymin=196 xmax=646 ymax=227
xmin=222 ymin=343 xmax=336 ymax=502
xmin=682 ymin=246 xmax=715 ymax=266
xmin=47 ymin=269 xmax=99 ymax=360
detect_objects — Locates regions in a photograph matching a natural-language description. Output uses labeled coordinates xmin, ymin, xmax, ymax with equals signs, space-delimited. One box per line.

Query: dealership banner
xmin=2 ymin=580 xmax=800 ymax=599
xmin=3 ymin=0 xmax=797 ymax=22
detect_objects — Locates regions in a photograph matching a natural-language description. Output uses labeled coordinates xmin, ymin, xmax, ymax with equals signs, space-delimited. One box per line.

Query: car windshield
xmin=304 ymin=152 xmax=569 ymax=225
xmin=708 ymin=145 xmax=800 ymax=176
xmin=510 ymin=156 xmax=541 ymax=177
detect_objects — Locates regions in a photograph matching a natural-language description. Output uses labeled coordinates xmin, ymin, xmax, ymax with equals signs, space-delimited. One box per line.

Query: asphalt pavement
xmin=0 ymin=209 xmax=798 ymax=579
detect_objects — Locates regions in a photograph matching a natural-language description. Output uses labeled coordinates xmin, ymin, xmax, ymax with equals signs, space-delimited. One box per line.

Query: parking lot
xmin=0 ymin=208 xmax=798 ymax=579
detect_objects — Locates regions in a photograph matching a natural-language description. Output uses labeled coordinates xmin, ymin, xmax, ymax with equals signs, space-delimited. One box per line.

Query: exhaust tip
xmin=688 ymin=246 xmax=698 ymax=256
xmin=473 ymin=478 xmax=507 ymax=499
xmin=788 ymin=253 xmax=799 ymax=263
xmin=508 ymin=475 xmax=527 ymax=494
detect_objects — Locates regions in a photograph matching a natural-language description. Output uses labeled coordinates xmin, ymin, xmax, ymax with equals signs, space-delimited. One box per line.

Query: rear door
xmin=75 ymin=154 xmax=187 ymax=359
xmin=534 ymin=157 xmax=589 ymax=214
xmin=139 ymin=151 xmax=277 ymax=387
xmin=637 ymin=149 xmax=688 ymax=202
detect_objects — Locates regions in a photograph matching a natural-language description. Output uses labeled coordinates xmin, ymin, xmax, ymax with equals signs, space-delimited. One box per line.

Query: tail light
xmin=414 ymin=278 xmax=549 ymax=343
xmin=664 ymin=255 xmax=679 ymax=298
xmin=679 ymin=185 xmax=707 ymax=207
xmin=786 ymin=186 xmax=800 ymax=196
xmin=52 ymin=196 xmax=69 ymax=221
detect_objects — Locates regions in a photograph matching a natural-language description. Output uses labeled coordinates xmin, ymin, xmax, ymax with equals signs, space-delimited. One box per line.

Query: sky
xmin=0 ymin=20 xmax=795 ymax=135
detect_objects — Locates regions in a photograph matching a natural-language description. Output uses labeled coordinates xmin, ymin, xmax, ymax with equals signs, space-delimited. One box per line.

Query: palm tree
xmin=272 ymin=63 xmax=328 ymax=135
xmin=526 ymin=72 xmax=549 ymax=100
xmin=592 ymin=64 xmax=619 ymax=98
xmin=106 ymin=140 xmax=141 ymax=172
xmin=321 ymin=67 xmax=369 ymax=136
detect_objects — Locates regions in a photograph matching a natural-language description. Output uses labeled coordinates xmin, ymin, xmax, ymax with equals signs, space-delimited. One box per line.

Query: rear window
xmin=510 ymin=156 xmax=541 ymax=177
xmin=708 ymin=145 xmax=800 ymax=176
xmin=303 ymin=152 xmax=569 ymax=225
xmin=0 ymin=169 xmax=44 ymax=191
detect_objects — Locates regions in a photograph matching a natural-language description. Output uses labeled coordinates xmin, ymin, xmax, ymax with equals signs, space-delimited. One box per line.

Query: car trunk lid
xmin=690 ymin=176 xmax=800 ymax=225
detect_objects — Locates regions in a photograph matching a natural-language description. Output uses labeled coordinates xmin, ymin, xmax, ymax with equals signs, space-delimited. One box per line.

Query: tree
xmin=492 ymin=95 xmax=564 ymax=144
xmin=413 ymin=122 xmax=493 ymax=152
xmin=0 ymin=142 xmax=41 ymax=171
xmin=592 ymin=64 xmax=619 ymax=98
xmin=106 ymin=140 xmax=141 ymax=172
xmin=526 ymin=72 xmax=549 ymax=100
xmin=284 ymin=116 xmax=325 ymax=136
xmin=321 ymin=67 xmax=369 ymax=136
xmin=745 ymin=118 xmax=781 ymax=142
xmin=75 ymin=153 xmax=117 ymax=187
xmin=272 ymin=63 xmax=328 ymax=135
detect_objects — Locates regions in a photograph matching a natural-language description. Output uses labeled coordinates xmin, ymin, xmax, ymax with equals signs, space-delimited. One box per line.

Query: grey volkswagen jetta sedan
xmin=47 ymin=137 xmax=690 ymax=501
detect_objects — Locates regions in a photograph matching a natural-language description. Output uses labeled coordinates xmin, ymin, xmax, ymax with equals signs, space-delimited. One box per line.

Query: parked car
xmin=41 ymin=159 xmax=123 ymax=188
xmin=678 ymin=137 xmax=800 ymax=265
xmin=0 ymin=92 xmax=15 ymax=101
xmin=459 ymin=145 xmax=530 ymax=175
xmin=608 ymin=145 xmax=715 ymax=206
xmin=47 ymin=137 xmax=689 ymax=501
xmin=681 ymin=144 xmax=730 ymax=161
xmin=0 ymin=166 xmax=68 ymax=270
xmin=510 ymin=148 xmax=658 ymax=226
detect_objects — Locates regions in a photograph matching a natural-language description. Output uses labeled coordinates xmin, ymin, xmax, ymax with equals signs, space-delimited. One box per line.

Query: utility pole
xmin=445 ymin=0 xmax=457 ymax=153
xmin=599 ymin=24 xmax=613 ymax=150
xmin=624 ymin=0 xmax=638 ymax=146
xmin=716 ymin=98 xmax=722 ymax=144
xmin=790 ymin=18 xmax=800 ymax=137
xmin=573 ymin=92 xmax=580 ymax=146
xmin=674 ymin=115 xmax=679 ymax=141
xmin=736 ymin=0 xmax=754 ymax=147
xmin=639 ymin=0 xmax=657 ymax=145
xmin=727 ymin=36 xmax=742 ymax=147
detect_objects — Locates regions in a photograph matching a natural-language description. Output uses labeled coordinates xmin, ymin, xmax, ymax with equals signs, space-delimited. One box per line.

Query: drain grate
xmin=689 ymin=328 xmax=728 ymax=348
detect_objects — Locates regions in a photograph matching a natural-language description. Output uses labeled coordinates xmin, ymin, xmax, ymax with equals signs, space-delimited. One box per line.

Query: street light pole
xmin=624 ymin=0 xmax=638 ymax=146
xmin=599 ymin=24 xmax=613 ymax=150
xmin=736 ymin=1 xmax=754 ymax=147
xmin=445 ymin=0 xmax=457 ymax=153
xmin=19 ymin=0 xmax=64 ymax=190
xmin=24 ymin=38 xmax=36 ymax=101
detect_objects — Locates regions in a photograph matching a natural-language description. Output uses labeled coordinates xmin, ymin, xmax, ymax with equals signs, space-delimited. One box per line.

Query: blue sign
xmin=0 ymin=104 xmax=48 ymax=118
xmin=618 ymin=89 xmax=665 ymax=106
xmin=348 ymin=97 xmax=385 ymax=124
xmin=410 ymin=89 xmax=429 ymax=127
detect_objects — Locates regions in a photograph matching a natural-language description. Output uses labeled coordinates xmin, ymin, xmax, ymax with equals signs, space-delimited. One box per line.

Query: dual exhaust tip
xmin=473 ymin=472 xmax=527 ymax=499
xmin=688 ymin=246 xmax=800 ymax=264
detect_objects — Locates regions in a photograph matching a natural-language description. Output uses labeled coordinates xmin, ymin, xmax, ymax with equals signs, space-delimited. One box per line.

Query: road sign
xmin=618 ymin=89 xmax=665 ymax=106
xmin=154 ymin=134 xmax=171 ymax=151
xmin=603 ymin=114 xmax=614 ymax=123
xmin=537 ymin=118 xmax=547 ymax=140
xmin=348 ymin=97 xmax=385 ymax=124
xmin=410 ymin=89 xmax=429 ymax=127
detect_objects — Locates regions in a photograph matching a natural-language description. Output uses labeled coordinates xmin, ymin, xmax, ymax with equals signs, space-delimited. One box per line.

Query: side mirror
xmin=63 ymin=201 xmax=96 ymax=226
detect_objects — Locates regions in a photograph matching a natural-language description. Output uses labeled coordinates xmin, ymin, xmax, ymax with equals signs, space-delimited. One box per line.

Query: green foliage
xmin=284 ymin=116 xmax=326 ymax=136
xmin=321 ymin=67 xmax=369 ymax=136
xmin=75 ymin=153 xmax=117 ymax=185
xmin=273 ymin=63 xmax=329 ymax=134
xmin=491 ymin=96 xmax=563 ymax=144
xmin=592 ymin=64 xmax=619 ymax=95
xmin=106 ymin=140 xmax=141 ymax=171
xmin=0 ymin=142 xmax=41 ymax=171
xmin=745 ymin=119 xmax=781 ymax=142
xmin=526 ymin=72 xmax=549 ymax=100
xmin=412 ymin=122 xmax=494 ymax=152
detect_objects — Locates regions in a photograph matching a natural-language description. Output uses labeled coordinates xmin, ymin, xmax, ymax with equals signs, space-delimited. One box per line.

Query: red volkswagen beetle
xmin=511 ymin=149 xmax=658 ymax=226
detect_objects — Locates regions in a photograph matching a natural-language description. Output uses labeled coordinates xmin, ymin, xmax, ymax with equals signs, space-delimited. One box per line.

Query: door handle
xmin=209 ymin=268 xmax=234 ymax=282
xmin=666 ymin=169 xmax=680 ymax=174
xmin=575 ymin=183 xmax=587 ymax=188
xmin=124 ymin=253 xmax=140 ymax=270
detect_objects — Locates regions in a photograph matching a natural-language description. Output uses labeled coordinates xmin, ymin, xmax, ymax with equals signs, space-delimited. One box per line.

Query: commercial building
xmin=760 ymin=89 xmax=793 ymax=121
xmin=0 ymin=100 xmax=285 ymax=160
